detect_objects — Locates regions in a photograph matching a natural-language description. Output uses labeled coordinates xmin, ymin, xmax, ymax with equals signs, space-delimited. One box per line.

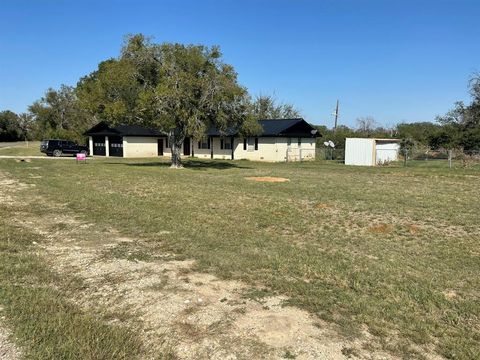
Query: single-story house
xmin=344 ymin=138 xmax=401 ymax=166
xmin=84 ymin=118 xmax=319 ymax=162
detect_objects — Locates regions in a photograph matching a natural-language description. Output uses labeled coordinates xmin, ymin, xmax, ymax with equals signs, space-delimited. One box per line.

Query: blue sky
xmin=1 ymin=0 xmax=479 ymax=128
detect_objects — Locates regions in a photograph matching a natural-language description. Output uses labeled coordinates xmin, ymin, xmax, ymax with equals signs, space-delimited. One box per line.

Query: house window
xmin=221 ymin=137 xmax=232 ymax=150
xmin=247 ymin=137 xmax=255 ymax=151
xmin=245 ymin=137 xmax=258 ymax=151
xmin=287 ymin=138 xmax=292 ymax=146
xmin=198 ymin=137 xmax=210 ymax=149
xmin=298 ymin=137 xmax=302 ymax=147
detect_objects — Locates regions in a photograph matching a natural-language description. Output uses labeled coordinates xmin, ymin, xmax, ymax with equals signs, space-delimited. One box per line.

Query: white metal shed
xmin=345 ymin=138 xmax=400 ymax=166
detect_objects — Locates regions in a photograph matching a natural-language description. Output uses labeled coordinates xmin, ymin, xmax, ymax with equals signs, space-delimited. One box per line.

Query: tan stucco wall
xmin=193 ymin=139 xmax=211 ymax=159
xmin=233 ymin=137 xmax=316 ymax=162
xmin=285 ymin=138 xmax=316 ymax=161
xmin=191 ymin=138 xmax=233 ymax=160
xmin=110 ymin=135 xmax=315 ymax=162
xmin=123 ymin=136 xmax=158 ymax=158
xmin=212 ymin=138 xmax=233 ymax=159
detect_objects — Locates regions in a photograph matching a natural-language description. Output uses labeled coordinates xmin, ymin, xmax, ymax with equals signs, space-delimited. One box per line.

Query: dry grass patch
xmin=368 ymin=223 xmax=394 ymax=234
xmin=245 ymin=176 xmax=290 ymax=182
xmin=408 ymin=224 xmax=421 ymax=234
xmin=315 ymin=202 xmax=332 ymax=209
xmin=0 ymin=323 xmax=21 ymax=360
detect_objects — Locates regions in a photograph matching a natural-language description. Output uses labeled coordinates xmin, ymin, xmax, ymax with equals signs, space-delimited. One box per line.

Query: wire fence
xmin=314 ymin=146 xmax=480 ymax=168
xmin=409 ymin=147 xmax=480 ymax=162
xmin=315 ymin=148 xmax=345 ymax=161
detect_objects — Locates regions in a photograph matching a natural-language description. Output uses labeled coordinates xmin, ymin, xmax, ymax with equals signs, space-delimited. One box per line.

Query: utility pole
xmin=333 ymin=99 xmax=339 ymax=132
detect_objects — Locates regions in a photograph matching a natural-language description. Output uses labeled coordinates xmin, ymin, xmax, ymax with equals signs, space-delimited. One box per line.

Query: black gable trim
xmin=279 ymin=119 xmax=318 ymax=137
xmin=113 ymin=125 xmax=164 ymax=137
xmin=84 ymin=122 xmax=121 ymax=136
xmin=84 ymin=121 xmax=114 ymax=136
xmin=84 ymin=122 xmax=165 ymax=137
xmin=258 ymin=118 xmax=303 ymax=136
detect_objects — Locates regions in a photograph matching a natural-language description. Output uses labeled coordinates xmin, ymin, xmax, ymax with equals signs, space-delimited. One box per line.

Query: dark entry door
xmin=108 ymin=136 xmax=123 ymax=157
xmin=183 ymin=137 xmax=190 ymax=156
xmin=157 ymin=139 xmax=164 ymax=156
xmin=92 ymin=136 xmax=106 ymax=156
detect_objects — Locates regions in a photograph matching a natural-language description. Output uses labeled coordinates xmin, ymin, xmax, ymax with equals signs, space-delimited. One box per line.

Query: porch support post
xmin=105 ymin=136 xmax=109 ymax=157
xmin=88 ymin=136 xmax=93 ymax=156
xmin=231 ymin=136 xmax=234 ymax=160
xmin=210 ymin=137 xmax=213 ymax=159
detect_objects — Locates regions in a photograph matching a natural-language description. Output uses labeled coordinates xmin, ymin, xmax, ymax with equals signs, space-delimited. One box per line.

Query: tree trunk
xmin=169 ymin=130 xmax=185 ymax=168
xmin=171 ymin=142 xmax=183 ymax=168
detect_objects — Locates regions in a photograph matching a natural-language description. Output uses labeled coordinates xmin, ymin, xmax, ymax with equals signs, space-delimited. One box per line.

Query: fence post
xmin=448 ymin=149 xmax=452 ymax=169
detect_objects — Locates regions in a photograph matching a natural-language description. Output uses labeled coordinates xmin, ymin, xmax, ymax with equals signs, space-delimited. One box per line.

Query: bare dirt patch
xmin=245 ymin=176 xmax=290 ymax=183
xmin=408 ymin=224 xmax=421 ymax=235
xmin=442 ymin=290 xmax=458 ymax=300
xmin=0 ymin=178 xmax=34 ymax=205
xmin=368 ymin=224 xmax=394 ymax=234
xmin=0 ymin=322 xmax=21 ymax=360
xmin=315 ymin=202 xmax=332 ymax=209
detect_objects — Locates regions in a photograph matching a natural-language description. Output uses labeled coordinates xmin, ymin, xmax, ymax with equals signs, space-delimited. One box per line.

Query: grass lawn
xmin=0 ymin=141 xmax=43 ymax=156
xmin=0 ymin=157 xmax=479 ymax=359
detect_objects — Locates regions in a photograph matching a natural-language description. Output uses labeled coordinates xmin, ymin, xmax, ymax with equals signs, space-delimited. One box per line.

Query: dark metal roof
xmin=85 ymin=118 xmax=319 ymax=138
xmin=205 ymin=126 xmax=238 ymax=137
xmin=84 ymin=122 xmax=164 ymax=137
xmin=113 ymin=124 xmax=164 ymax=137
xmin=207 ymin=118 xmax=319 ymax=137
xmin=258 ymin=118 xmax=307 ymax=136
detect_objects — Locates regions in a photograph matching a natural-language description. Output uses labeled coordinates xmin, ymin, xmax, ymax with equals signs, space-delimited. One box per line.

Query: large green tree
xmin=77 ymin=34 xmax=259 ymax=167
xmin=139 ymin=43 xmax=257 ymax=167
xmin=76 ymin=59 xmax=143 ymax=125
xmin=0 ymin=110 xmax=23 ymax=141
xmin=28 ymin=85 xmax=90 ymax=142
xmin=435 ymin=74 xmax=480 ymax=151
xmin=396 ymin=122 xmax=440 ymax=145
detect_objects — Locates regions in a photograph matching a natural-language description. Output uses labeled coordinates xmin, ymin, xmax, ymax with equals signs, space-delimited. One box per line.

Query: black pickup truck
xmin=40 ymin=139 xmax=89 ymax=157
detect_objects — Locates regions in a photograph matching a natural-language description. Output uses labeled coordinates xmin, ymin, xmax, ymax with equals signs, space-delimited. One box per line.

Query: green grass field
xmin=0 ymin=141 xmax=42 ymax=156
xmin=0 ymin=157 xmax=479 ymax=359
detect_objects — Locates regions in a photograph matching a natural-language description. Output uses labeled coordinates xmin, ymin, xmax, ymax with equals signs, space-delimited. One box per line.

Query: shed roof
xmin=346 ymin=137 xmax=401 ymax=142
